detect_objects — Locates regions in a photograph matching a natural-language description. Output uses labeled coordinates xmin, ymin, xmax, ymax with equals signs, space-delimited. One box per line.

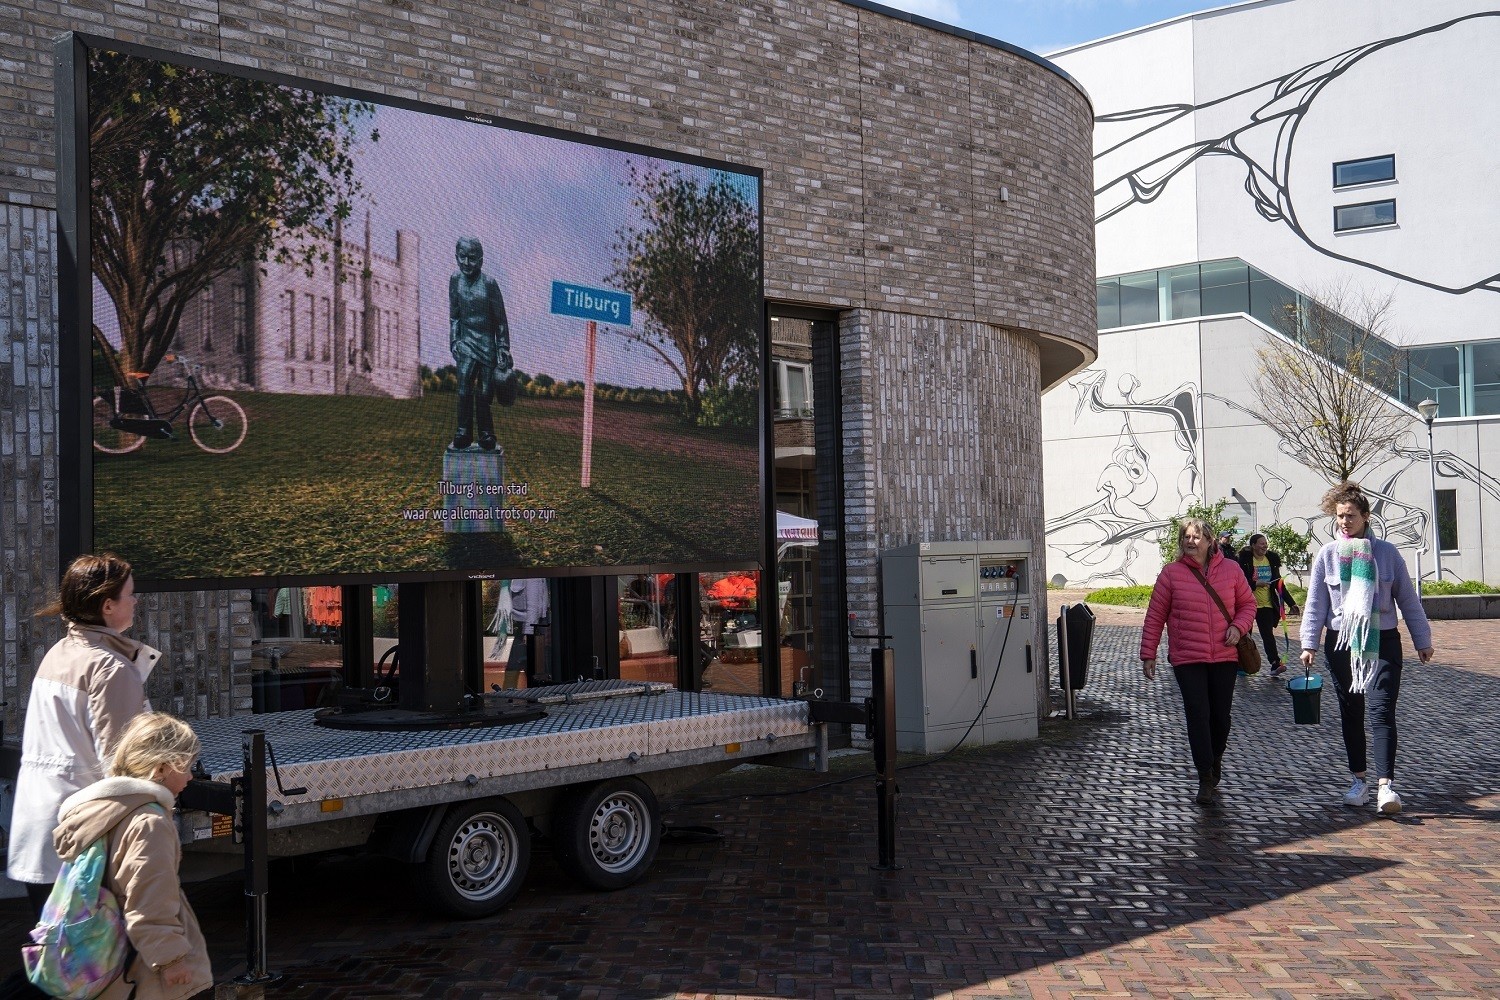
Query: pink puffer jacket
xmin=1139 ymin=550 xmax=1256 ymax=666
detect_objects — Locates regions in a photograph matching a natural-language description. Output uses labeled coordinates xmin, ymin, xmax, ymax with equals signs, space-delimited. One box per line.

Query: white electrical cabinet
xmin=881 ymin=540 xmax=1036 ymax=753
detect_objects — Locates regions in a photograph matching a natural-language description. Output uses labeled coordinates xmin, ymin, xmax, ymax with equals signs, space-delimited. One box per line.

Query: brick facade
xmin=0 ymin=0 xmax=1095 ymax=720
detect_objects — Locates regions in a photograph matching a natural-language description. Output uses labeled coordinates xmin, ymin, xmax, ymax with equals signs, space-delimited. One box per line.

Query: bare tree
xmin=1252 ymin=282 xmax=1410 ymax=485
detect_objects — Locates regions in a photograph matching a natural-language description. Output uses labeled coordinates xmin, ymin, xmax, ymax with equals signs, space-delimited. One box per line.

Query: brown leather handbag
xmin=1187 ymin=563 xmax=1261 ymax=674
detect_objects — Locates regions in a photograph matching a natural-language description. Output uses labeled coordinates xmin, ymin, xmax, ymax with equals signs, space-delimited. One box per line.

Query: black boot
xmin=451 ymin=429 xmax=472 ymax=450
xmin=478 ymin=432 xmax=497 ymax=452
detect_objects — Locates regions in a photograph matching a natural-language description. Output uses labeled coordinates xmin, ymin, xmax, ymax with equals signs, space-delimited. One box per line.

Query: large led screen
xmin=59 ymin=37 xmax=765 ymax=590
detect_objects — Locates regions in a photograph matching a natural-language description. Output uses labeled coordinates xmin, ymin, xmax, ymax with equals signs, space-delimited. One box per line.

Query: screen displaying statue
xmin=61 ymin=37 xmax=764 ymax=590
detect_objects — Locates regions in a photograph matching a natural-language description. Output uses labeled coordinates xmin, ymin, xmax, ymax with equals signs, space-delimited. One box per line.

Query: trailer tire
xmin=553 ymin=777 xmax=660 ymax=891
xmin=419 ymin=798 xmax=530 ymax=918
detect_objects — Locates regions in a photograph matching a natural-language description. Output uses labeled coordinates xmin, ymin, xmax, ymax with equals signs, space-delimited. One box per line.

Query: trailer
xmin=177 ymin=680 xmax=825 ymax=918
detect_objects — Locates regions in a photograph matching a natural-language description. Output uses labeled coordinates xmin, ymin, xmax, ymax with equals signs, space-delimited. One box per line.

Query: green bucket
xmin=1287 ymin=672 xmax=1323 ymax=725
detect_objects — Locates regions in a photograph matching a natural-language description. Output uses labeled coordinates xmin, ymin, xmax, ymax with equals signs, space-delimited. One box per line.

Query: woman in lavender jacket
xmin=1300 ymin=482 xmax=1434 ymax=815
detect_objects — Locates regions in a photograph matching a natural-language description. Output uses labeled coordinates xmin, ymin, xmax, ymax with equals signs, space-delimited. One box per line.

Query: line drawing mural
xmin=1045 ymin=368 xmax=1201 ymax=586
xmin=1093 ymin=11 xmax=1500 ymax=296
xmin=1047 ymin=366 xmax=1500 ymax=584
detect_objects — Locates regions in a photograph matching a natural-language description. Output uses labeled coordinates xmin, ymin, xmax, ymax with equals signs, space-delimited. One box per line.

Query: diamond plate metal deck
xmin=189 ymin=681 xmax=812 ymax=804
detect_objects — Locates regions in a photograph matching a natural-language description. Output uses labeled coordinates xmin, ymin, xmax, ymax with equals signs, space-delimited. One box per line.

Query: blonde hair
xmin=1177 ymin=517 xmax=1213 ymax=552
xmin=109 ymin=712 xmax=200 ymax=780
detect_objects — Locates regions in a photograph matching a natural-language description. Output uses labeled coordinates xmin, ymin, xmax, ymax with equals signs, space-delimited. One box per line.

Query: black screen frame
xmin=55 ymin=32 xmax=769 ymax=594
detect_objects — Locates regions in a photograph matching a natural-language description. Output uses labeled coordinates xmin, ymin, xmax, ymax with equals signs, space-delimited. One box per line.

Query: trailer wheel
xmin=553 ymin=777 xmax=660 ymax=890
xmin=419 ymin=798 xmax=530 ymax=918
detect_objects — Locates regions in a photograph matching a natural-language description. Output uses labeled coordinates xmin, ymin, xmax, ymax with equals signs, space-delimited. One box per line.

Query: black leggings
xmin=1253 ymin=606 xmax=1285 ymax=666
xmin=1323 ymin=628 xmax=1404 ymax=780
xmin=1171 ymin=661 xmax=1238 ymax=780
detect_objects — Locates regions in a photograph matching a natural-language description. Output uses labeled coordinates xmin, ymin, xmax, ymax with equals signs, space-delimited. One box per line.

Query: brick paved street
xmin=3 ymin=613 xmax=1497 ymax=998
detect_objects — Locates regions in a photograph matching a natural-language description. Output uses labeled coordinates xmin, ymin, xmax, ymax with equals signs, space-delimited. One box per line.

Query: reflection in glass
xmin=616 ymin=574 xmax=679 ymax=684
xmin=698 ymin=570 xmax=761 ymax=694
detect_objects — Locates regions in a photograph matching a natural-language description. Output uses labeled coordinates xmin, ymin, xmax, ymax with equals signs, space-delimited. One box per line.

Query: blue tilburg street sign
xmin=550 ymin=281 xmax=632 ymax=324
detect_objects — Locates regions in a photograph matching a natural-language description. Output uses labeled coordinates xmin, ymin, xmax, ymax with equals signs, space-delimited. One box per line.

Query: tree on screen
xmin=610 ymin=166 xmax=760 ymax=426
xmin=88 ymin=50 xmax=372 ymax=384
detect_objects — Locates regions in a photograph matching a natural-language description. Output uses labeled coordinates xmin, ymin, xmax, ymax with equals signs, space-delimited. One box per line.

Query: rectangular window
xmin=1117 ymin=270 xmax=1159 ymax=326
xmin=1199 ymin=259 xmax=1249 ymax=316
xmin=1333 ymin=155 xmax=1395 ymax=188
xmin=200 ymin=285 xmax=215 ymax=352
xmin=773 ymin=360 xmax=811 ymax=418
xmin=1096 ymin=277 xmax=1120 ymax=329
xmin=1334 ymin=200 xmax=1396 ymax=232
xmin=303 ymin=294 xmax=316 ymax=360
xmin=1437 ymin=489 xmax=1457 ymax=552
xmin=283 ymin=291 xmax=296 ymax=359
xmin=232 ymin=285 xmax=247 ymax=354
xmin=1160 ymin=264 xmax=1200 ymax=322
xmin=1468 ymin=342 xmax=1500 ymax=416
xmin=1404 ymin=345 xmax=1461 ymax=416
xmin=321 ymin=297 xmax=332 ymax=362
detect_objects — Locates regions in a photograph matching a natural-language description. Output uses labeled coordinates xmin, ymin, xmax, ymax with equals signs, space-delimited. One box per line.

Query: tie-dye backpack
xmin=21 ymin=834 xmax=130 ymax=1000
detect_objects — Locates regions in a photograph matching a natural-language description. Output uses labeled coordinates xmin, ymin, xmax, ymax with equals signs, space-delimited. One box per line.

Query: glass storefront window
xmin=616 ymin=573 xmax=679 ymax=684
xmin=249 ymin=586 xmax=346 ymax=713
xmin=698 ymin=570 xmax=761 ymax=694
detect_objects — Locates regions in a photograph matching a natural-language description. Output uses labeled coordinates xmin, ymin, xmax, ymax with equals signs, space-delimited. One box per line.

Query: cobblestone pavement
xmin=3 ymin=613 xmax=1497 ymax=999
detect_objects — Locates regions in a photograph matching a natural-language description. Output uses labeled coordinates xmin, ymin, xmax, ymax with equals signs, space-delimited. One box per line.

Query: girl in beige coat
xmin=51 ymin=713 xmax=213 ymax=1000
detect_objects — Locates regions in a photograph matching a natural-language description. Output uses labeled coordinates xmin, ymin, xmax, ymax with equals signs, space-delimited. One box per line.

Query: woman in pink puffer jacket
xmin=1140 ymin=518 xmax=1256 ymax=806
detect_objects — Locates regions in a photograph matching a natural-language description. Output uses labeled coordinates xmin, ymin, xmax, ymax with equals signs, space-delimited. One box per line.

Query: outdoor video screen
xmin=62 ymin=38 xmax=764 ymax=590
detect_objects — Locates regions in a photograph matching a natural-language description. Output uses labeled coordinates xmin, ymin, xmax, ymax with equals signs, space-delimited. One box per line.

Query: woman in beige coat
xmin=51 ymin=713 xmax=213 ymax=1000
xmin=10 ymin=553 xmax=156 ymax=915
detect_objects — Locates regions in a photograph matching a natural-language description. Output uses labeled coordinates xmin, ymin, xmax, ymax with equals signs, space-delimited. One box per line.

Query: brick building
xmin=0 ymin=1 xmax=1095 ymax=729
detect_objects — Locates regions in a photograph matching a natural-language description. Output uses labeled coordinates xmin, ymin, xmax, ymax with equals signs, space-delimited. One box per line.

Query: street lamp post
xmin=1417 ymin=398 xmax=1442 ymax=587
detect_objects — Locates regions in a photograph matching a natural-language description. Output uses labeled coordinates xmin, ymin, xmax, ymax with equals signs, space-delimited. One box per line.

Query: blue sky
xmin=872 ymin=0 xmax=1229 ymax=55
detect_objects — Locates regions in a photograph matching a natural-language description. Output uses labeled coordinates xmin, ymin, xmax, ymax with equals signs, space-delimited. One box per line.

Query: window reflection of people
xmin=449 ymin=237 xmax=512 ymax=451
xmin=507 ymin=578 xmax=550 ymax=685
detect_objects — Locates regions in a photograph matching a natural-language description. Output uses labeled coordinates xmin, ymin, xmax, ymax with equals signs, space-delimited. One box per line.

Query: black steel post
xmin=870 ymin=646 xmax=900 ymax=871
xmin=236 ymin=730 xmax=277 ymax=985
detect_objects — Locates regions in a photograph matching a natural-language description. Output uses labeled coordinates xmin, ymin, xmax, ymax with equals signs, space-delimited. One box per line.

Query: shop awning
xmin=776 ymin=510 xmax=819 ymax=544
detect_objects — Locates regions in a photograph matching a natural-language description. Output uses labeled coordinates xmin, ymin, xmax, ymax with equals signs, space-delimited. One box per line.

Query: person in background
xmin=1300 ymin=481 xmax=1434 ymax=815
xmin=1217 ymin=530 xmax=1238 ymax=560
xmin=8 ymin=553 xmax=155 ymax=919
xmin=50 ymin=712 xmax=214 ymax=999
xmin=1141 ymin=518 xmax=1257 ymax=805
xmin=1238 ymin=532 xmax=1301 ymax=678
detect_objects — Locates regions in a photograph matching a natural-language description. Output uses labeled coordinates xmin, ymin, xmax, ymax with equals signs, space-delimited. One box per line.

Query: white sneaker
xmin=1342 ymin=777 xmax=1369 ymax=807
xmin=1377 ymin=783 xmax=1402 ymax=815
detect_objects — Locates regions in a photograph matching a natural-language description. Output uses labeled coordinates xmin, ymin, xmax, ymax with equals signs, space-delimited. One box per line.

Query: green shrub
xmin=1084 ymin=585 xmax=1154 ymax=608
xmin=1420 ymin=579 xmax=1499 ymax=596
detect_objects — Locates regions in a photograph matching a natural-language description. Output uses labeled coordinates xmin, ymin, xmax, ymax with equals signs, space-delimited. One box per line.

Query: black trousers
xmin=1323 ymin=628 xmax=1404 ymax=780
xmin=1253 ymin=606 xmax=1284 ymax=667
xmin=1171 ymin=661 xmax=1238 ymax=780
